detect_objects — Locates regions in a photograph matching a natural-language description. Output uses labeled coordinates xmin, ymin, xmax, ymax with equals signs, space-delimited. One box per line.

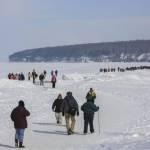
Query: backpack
xmin=66 ymin=99 xmax=77 ymax=116
xmin=68 ymin=107 xmax=77 ymax=116
xmin=35 ymin=73 xmax=38 ymax=78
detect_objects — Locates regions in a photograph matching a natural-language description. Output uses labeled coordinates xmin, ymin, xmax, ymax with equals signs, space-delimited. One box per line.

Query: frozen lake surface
xmin=0 ymin=62 xmax=150 ymax=150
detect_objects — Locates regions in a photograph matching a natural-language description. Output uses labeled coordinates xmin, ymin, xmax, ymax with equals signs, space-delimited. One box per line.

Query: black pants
xmin=33 ymin=78 xmax=35 ymax=84
xmin=52 ymin=82 xmax=56 ymax=88
xmin=84 ymin=113 xmax=94 ymax=133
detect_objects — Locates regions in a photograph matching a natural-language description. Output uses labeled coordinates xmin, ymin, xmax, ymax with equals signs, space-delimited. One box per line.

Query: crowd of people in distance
xmin=7 ymin=69 xmax=58 ymax=88
xmin=99 ymin=65 xmax=150 ymax=73
xmin=28 ymin=69 xmax=58 ymax=88
xmin=8 ymin=73 xmax=25 ymax=81
xmin=10 ymin=88 xmax=99 ymax=148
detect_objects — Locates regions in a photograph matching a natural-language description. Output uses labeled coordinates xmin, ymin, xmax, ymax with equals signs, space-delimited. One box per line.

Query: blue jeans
xmin=15 ymin=129 xmax=25 ymax=142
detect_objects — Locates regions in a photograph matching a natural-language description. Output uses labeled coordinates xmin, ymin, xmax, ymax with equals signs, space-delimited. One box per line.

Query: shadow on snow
xmin=0 ymin=144 xmax=15 ymax=149
xmin=32 ymin=122 xmax=66 ymax=127
xmin=33 ymin=130 xmax=84 ymax=136
xmin=33 ymin=130 xmax=67 ymax=136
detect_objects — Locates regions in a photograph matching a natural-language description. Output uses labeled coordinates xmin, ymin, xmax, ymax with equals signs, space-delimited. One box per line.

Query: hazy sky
xmin=1 ymin=0 xmax=150 ymax=61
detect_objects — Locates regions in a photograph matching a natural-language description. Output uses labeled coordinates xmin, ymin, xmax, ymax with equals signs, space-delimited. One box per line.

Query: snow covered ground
xmin=0 ymin=62 xmax=150 ymax=150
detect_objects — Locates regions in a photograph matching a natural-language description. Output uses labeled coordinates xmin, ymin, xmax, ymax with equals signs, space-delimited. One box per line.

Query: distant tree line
xmin=9 ymin=40 xmax=150 ymax=62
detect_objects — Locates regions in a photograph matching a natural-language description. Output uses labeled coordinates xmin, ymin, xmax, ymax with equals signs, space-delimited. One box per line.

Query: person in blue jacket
xmin=81 ymin=100 xmax=99 ymax=134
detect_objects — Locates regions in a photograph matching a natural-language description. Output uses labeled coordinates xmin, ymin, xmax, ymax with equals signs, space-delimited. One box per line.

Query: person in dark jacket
xmin=39 ymin=73 xmax=45 ymax=86
xmin=52 ymin=94 xmax=63 ymax=124
xmin=81 ymin=101 xmax=99 ymax=134
xmin=51 ymin=70 xmax=54 ymax=76
xmin=11 ymin=100 xmax=30 ymax=148
xmin=55 ymin=70 xmax=58 ymax=76
xmin=32 ymin=69 xmax=37 ymax=84
xmin=43 ymin=70 xmax=47 ymax=78
xmin=19 ymin=73 xmax=25 ymax=81
xmin=61 ymin=92 xmax=79 ymax=135
xmin=86 ymin=88 xmax=96 ymax=103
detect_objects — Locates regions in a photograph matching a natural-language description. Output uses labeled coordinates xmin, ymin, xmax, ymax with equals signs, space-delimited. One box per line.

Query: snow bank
xmin=0 ymin=79 xmax=34 ymax=89
xmin=62 ymin=73 xmax=84 ymax=81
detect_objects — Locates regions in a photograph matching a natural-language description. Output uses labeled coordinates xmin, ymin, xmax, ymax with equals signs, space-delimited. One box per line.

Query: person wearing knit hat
xmin=11 ymin=100 xmax=30 ymax=148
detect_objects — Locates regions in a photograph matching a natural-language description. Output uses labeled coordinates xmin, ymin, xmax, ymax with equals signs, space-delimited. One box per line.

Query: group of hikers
xmin=8 ymin=73 xmax=25 ymax=80
xmin=99 ymin=65 xmax=150 ymax=73
xmin=8 ymin=69 xmax=58 ymax=88
xmin=10 ymin=88 xmax=99 ymax=148
xmin=28 ymin=69 xmax=58 ymax=88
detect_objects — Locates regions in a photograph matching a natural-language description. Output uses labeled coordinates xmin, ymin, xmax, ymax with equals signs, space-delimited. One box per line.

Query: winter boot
xmin=70 ymin=129 xmax=74 ymax=134
xmin=90 ymin=130 xmax=94 ymax=134
xmin=67 ymin=129 xmax=72 ymax=135
xmin=19 ymin=142 xmax=25 ymax=148
xmin=15 ymin=139 xmax=18 ymax=147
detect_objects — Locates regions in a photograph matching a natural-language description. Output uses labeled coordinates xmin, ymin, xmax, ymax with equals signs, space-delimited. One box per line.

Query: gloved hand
xmin=97 ymin=106 xmax=99 ymax=110
xmin=62 ymin=112 xmax=64 ymax=116
xmin=77 ymin=111 xmax=79 ymax=116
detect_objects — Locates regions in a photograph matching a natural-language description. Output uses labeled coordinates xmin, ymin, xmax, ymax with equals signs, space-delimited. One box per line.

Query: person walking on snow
xmin=51 ymin=74 xmax=57 ymax=88
xmin=86 ymin=88 xmax=96 ymax=103
xmin=61 ymin=92 xmax=79 ymax=135
xmin=55 ymin=70 xmax=58 ymax=76
xmin=81 ymin=100 xmax=99 ymax=134
xmin=51 ymin=70 xmax=54 ymax=76
xmin=52 ymin=94 xmax=63 ymax=124
xmin=10 ymin=100 xmax=30 ymax=148
xmin=28 ymin=72 xmax=31 ymax=81
xmin=43 ymin=70 xmax=47 ymax=78
xmin=32 ymin=69 xmax=38 ymax=84
xmin=39 ymin=73 xmax=45 ymax=86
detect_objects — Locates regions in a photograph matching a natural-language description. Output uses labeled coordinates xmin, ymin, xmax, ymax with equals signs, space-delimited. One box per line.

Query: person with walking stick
xmin=81 ymin=99 xmax=99 ymax=134
xmin=97 ymin=107 xmax=101 ymax=134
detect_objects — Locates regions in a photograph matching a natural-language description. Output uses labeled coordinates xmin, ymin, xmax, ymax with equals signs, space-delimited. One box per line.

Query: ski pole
xmin=98 ymin=108 xmax=100 ymax=135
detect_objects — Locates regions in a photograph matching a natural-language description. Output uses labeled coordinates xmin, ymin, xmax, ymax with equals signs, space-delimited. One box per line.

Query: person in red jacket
xmin=11 ymin=100 xmax=30 ymax=148
xmin=51 ymin=75 xmax=57 ymax=88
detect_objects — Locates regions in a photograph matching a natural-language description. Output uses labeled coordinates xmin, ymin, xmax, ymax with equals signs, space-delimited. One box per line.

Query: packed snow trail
xmin=0 ymin=63 xmax=150 ymax=150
